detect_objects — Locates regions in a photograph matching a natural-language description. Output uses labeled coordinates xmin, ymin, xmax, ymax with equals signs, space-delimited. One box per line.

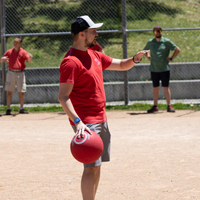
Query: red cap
xmin=153 ymin=26 xmax=162 ymax=32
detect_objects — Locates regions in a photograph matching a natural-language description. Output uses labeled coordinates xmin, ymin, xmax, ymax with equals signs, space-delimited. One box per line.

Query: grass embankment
xmin=2 ymin=0 xmax=200 ymax=69
xmin=0 ymin=103 xmax=200 ymax=114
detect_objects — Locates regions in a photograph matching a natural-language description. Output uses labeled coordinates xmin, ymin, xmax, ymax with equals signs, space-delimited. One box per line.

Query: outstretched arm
xmin=106 ymin=50 xmax=150 ymax=71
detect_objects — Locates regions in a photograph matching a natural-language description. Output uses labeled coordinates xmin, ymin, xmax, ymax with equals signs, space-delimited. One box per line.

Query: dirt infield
xmin=0 ymin=110 xmax=200 ymax=200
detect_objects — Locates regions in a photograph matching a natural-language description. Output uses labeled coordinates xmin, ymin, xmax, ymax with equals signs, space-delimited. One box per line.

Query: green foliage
xmin=3 ymin=0 xmax=200 ymax=67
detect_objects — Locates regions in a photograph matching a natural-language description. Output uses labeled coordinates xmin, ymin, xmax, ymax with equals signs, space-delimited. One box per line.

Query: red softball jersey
xmin=59 ymin=48 xmax=113 ymax=125
xmin=3 ymin=47 xmax=29 ymax=70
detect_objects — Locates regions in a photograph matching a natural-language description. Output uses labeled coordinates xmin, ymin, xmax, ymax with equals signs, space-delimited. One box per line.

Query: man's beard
xmin=155 ymin=35 xmax=161 ymax=38
xmin=85 ymin=37 xmax=96 ymax=48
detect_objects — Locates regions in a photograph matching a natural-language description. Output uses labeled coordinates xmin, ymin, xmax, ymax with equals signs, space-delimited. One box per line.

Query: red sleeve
xmin=3 ymin=50 xmax=9 ymax=57
xmin=100 ymin=53 xmax=113 ymax=70
xmin=59 ymin=58 xmax=78 ymax=84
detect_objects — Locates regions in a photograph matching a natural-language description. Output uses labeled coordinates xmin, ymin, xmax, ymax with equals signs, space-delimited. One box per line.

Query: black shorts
xmin=151 ymin=71 xmax=170 ymax=87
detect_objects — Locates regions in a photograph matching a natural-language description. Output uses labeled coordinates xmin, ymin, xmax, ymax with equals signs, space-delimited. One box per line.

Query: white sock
xmin=20 ymin=107 xmax=23 ymax=110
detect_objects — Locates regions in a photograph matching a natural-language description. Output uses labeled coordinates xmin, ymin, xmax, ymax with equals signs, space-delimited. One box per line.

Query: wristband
xmin=169 ymin=57 xmax=173 ymax=61
xmin=133 ymin=55 xmax=142 ymax=64
xmin=74 ymin=117 xmax=81 ymax=124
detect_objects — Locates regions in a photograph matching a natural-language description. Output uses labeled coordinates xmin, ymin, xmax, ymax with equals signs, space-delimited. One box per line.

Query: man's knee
xmin=153 ymin=86 xmax=159 ymax=91
xmin=7 ymin=91 xmax=13 ymax=96
xmin=163 ymin=87 xmax=169 ymax=91
xmin=84 ymin=166 xmax=101 ymax=174
xmin=19 ymin=92 xmax=24 ymax=96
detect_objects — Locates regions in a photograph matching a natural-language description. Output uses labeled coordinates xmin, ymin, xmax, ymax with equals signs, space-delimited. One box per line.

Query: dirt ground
xmin=0 ymin=110 xmax=200 ymax=200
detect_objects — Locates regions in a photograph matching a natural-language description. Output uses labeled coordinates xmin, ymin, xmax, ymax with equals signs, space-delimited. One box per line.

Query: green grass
xmin=0 ymin=105 xmax=64 ymax=114
xmin=1 ymin=103 xmax=200 ymax=114
xmin=106 ymin=103 xmax=200 ymax=111
xmin=1 ymin=0 xmax=200 ymax=68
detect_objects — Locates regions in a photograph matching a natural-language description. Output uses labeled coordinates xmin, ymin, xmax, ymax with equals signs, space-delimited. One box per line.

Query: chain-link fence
xmin=1 ymin=0 xmax=200 ymax=105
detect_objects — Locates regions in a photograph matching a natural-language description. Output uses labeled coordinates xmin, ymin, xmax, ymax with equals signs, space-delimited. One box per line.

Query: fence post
xmin=121 ymin=0 xmax=129 ymax=105
xmin=0 ymin=0 xmax=6 ymax=105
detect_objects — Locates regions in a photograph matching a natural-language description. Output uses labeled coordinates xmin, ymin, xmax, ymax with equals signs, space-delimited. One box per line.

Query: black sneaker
xmin=6 ymin=109 xmax=11 ymax=115
xmin=147 ymin=105 xmax=159 ymax=113
xmin=167 ymin=105 xmax=175 ymax=112
xmin=19 ymin=109 xmax=29 ymax=114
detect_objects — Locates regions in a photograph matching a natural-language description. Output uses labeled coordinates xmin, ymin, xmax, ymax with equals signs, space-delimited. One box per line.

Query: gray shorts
xmin=72 ymin=121 xmax=111 ymax=168
xmin=5 ymin=70 xmax=26 ymax=93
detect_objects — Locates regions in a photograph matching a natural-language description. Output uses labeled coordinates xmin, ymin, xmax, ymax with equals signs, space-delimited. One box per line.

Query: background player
xmin=0 ymin=37 xmax=32 ymax=115
xmin=144 ymin=26 xmax=180 ymax=113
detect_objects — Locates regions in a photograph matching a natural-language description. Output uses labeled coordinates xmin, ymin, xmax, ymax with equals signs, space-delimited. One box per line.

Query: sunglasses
xmin=154 ymin=30 xmax=162 ymax=34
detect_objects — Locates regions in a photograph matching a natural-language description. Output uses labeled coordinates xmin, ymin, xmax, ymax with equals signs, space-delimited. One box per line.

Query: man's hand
xmin=0 ymin=56 xmax=9 ymax=63
xmin=133 ymin=50 xmax=150 ymax=63
xmin=27 ymin=53 xmax=33 ymax=63
xmin=75 ymin=121 xmax=92 ymax=138
xmin=166 ymin=56 xmax=172 ymax=62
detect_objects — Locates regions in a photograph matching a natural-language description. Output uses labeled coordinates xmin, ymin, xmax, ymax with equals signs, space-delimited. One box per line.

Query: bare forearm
xmin=58 ymin=96 xmax=79 ymax=122
xmin=120 ymin=57 xmax=136 ymax=71
xmin=58 ymin=94 xmax=92 ymax=135
xmin=27 ymin=53 xmax=33 ymax=63
xmin=171 ymin=47 xmax=180 ymax=60
xmin=145 ymin=52 xmax=151 ymax=61
xmin=1 ymin=56 xmax=8 ymax=63
xmin=106 ymin=50 xmax=150 ymax=71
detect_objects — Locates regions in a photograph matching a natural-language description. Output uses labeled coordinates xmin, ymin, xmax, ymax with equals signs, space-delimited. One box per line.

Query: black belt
xmin=9 ymin=69 xmax=24 ymax=73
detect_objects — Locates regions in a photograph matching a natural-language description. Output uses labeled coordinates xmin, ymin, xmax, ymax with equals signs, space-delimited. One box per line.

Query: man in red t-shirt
xmin=1 ymin=37 xmax=32 ymax=115
xmin=58 ymin=15 xmax=149 ymax=200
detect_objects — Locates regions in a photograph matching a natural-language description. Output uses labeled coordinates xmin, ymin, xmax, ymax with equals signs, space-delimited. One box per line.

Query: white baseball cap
xmin=71 ymin=15 xmax=103 ymax=35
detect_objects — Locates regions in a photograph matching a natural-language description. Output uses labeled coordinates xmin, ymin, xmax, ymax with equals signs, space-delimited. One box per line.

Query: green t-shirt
xmin=143 ymin=37 xmax=177 ymax=72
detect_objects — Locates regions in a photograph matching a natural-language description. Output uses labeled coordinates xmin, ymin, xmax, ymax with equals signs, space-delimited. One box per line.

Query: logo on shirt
xmin=94 ymin=58 xmax=101 ymax=65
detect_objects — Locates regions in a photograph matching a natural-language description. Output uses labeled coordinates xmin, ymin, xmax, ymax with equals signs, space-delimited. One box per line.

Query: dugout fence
xmin=1 ymin=0 xmax=200 ymax=106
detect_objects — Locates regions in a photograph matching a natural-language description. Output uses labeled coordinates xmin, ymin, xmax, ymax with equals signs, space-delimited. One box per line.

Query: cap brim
xmin=89 ymin=23 xmax=103 ymax=29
